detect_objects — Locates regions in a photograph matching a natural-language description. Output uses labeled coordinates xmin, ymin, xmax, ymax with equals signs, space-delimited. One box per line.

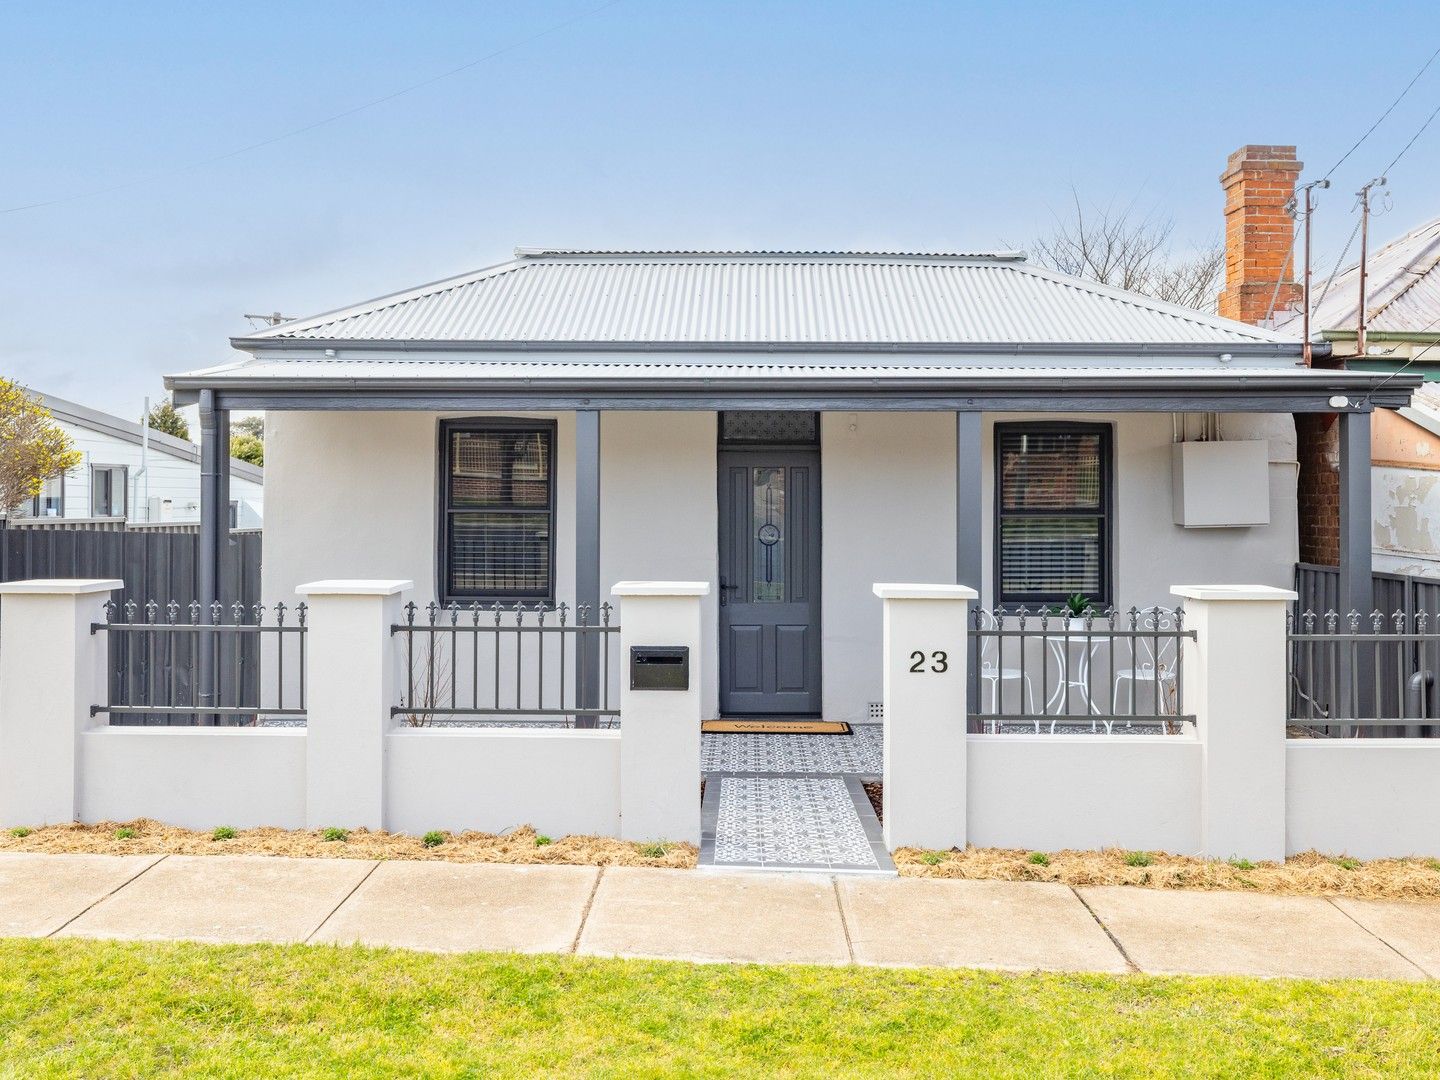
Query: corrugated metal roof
xmin=238 ymin=250 xmax=1295 ymax=349
xmin=1278 ymin=216 xmax=1440 ymax=336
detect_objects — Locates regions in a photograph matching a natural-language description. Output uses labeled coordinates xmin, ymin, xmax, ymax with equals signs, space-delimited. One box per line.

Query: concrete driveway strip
xmin=311 ymin=862 xmax=598 ymax=954
xmin=0 ymin=853 xmax=163 ymax=938
xmin=1331 ymin=898 xmax=1440 ymax=979
xmin=55 ymin=855 xmax=376 ymax=946
xmin=1079 ymin=886 xmax=1426 ymax=980
xmin=839 ymin=878 xmax=1129 ymax=973
xmin=578 ymin=866 xmax=851 ymax=965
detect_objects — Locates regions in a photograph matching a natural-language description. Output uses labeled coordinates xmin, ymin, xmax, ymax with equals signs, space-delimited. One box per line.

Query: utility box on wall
xmin=1171 ymin=440 xmax=1271 ymax=527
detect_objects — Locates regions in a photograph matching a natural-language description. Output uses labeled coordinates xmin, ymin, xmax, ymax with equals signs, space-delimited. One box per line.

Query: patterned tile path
xmin=701 ymin=726 xmax=892 ymax=874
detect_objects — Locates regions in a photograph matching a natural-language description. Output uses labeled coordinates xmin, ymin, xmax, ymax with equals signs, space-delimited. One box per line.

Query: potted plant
xmin=1051 ymin=593 xmax=1094 ymax=631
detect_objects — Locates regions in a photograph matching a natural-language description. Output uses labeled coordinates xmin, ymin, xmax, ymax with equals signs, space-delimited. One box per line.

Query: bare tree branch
xmin=1026 ymin=190 xmax=1224 ymax=313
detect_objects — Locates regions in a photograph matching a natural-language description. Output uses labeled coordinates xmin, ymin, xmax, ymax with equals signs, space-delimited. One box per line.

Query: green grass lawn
xmin=1 ymin=939 xmax=1437 ymax=1078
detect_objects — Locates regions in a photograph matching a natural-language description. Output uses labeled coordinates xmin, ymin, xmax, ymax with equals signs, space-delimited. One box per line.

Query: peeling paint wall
xmin=1373 ymin=465 xmax=1440 ymax=577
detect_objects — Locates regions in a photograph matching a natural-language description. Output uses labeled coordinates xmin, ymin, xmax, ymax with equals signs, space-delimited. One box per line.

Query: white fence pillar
xmin=613 ymin=581 xmax=708 ymax=844
xmin=297 ymin=579 xmax=411 ymax=831
xmin=874 ymin=584 xmax=976 ymax=851
xmin=0 ymin=579 xmax=122 ymax=826
xmin=1172 ymin=584 xmax=1295 ymax=862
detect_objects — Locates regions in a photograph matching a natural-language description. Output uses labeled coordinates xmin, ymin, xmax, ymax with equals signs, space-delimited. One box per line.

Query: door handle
xmin=719 ymin=577 xmax=740 ymax=606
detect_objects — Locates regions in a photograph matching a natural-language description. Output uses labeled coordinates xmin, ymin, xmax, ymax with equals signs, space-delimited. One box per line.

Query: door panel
xmin=718 ymin=449 xmax=822 ymax=714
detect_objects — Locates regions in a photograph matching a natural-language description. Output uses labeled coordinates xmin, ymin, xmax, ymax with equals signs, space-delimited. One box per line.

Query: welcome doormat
xmin=702 ymin=719 xmax=852 ymax=735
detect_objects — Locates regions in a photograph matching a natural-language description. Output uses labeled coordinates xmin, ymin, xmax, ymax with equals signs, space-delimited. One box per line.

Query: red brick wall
xmin=1294 ymin=413 xmax=1339 ymax=566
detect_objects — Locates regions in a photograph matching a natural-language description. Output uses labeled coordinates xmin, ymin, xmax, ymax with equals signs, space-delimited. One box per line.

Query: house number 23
xmin=908 ymin=650 xmax=948 ymax=673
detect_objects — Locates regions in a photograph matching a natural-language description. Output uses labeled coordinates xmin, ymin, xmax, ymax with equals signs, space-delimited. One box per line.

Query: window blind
xmin=441 ymin=425 xmax=555 ymax=600
xmin=996 ymin=427 xmax=1110 ymax=604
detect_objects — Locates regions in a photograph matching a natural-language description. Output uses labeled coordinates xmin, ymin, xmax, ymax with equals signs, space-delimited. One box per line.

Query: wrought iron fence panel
xmin=91 ymin=599 xmax=306 ymax=725
xmin=1287 ymin=608 xmax=1440 ymax=735
xmin=392 ymin=600 xmax=619 ymax=727
xmin=969 ymin=605 xmax=1195 ymax=734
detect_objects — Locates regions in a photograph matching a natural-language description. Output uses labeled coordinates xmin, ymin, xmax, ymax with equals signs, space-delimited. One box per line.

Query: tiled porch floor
xmin=701 ymin=725 xmax=883 ymax=775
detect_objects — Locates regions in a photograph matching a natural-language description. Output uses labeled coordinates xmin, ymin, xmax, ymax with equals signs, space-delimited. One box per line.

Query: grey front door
xmin=718 ymin=449 xmax=821 ymax=715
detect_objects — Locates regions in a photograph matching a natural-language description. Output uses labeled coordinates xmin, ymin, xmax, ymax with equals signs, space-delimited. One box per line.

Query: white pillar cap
xmin=1171 ymin=585 xmax=1298 ymax=602
xmin=0 ymin=579 xmax=124 ymax=595
xmin=873 ymin=583 xmax=979 ymax=600
xmin=296 ymin=580 xmax=413 ymax=597
xmin=611 ymin=581 xmax=711 ymax=597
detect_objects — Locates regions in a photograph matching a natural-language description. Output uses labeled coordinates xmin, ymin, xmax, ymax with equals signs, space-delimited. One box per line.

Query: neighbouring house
xmin=1273 ymin=213 xmax=1440 ymax=577
xmin=164 ymin=247 xmax=1418 ymax=723
xmin=8 ymin=390 xmax=264 ymax=527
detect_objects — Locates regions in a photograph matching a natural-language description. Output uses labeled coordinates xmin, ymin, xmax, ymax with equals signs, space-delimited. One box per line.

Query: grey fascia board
xmin=228 ymin=336 xmax=1314 ymax=360
xmin=183 ymin=373 xmax=1421 ymax=413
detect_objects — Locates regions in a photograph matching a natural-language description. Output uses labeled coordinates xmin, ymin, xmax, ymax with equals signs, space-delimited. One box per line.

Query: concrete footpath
xmin=3 ymin=852 xmax=1439 ymax=980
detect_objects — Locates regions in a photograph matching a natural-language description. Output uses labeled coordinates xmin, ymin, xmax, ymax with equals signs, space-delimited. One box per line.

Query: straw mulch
xmin=894 ymin=846 xmax=1440 ymax=900
xmin=0 ymin=820 xmax=697 ymax=868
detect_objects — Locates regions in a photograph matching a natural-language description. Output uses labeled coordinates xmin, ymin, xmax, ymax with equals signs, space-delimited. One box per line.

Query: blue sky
xmin=3 ymin=1 xmax=1439 ymax=420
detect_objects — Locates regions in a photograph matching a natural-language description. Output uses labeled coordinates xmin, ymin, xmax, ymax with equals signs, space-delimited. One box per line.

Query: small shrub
xmin=9 ymin=826 xmax=32 ymax=838
xmin=920 ymin=851 xmax=945 ymax=866
xmin=1335 ymin=856 xmax=1360 ymax=871
xmin=212 ymin=826 xmax=237 ymax=841
xmin=1427 ymin=858 xmax=1440 ymax=873
xmin=422 ymin=831 xmax=445 ymax=848
xmin=322 ymin=827 xmax=349 ymax=843
xmin=535 ymin=835 xmax=553 ymax=847
xmin=637 ymin=841 xmax=671 ymax=858
xmin=1123 ymin=850 xmax=1153 ymax=868
xmin=114 ymin=827 xmax=137 ymax=840
xmin=1228 ymin=857 xmax=1255 ymax=871
xmin=1027 ymin=851 xmax=1051 ymax=866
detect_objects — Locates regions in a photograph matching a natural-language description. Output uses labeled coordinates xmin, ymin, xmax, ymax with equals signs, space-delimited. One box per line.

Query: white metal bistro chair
xmin=1111 ymin=606 xmax=1179 ymax=726
xmin=977 ymin=609 xmax=1038 ymax=731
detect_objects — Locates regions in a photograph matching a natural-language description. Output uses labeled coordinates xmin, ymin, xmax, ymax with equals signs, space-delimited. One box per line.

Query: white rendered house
xmin=166 ymin=249 xmax=1417 ymax=722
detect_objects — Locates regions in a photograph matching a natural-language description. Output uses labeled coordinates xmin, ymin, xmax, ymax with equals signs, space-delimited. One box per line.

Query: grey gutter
xmin=228 ymin=337 xmax=1319 ymax=360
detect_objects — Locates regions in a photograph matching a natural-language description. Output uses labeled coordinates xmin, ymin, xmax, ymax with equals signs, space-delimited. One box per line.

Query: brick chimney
xmin=1217 ymin=145 xmax=1303 ymax=325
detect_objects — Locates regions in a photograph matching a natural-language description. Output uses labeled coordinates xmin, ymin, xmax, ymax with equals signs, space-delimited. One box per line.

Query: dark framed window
xmin=994 ymin=423 xmax=1112 ymax=606
xmin=90 ymin=465 xmax=127 ymax=519
xmin=438 ymin=419 xmax=556 ymax=602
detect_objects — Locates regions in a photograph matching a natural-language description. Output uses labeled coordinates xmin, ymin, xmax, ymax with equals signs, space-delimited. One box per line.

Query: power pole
xmin=1355 ymin=176 xmax=1387 ymax=361
xmin=1293 ymin=179 xmax=1330 ymax=367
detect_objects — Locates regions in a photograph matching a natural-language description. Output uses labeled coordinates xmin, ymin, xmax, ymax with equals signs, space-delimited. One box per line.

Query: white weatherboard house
xmin=12 ymin=390 xmax=264 ymax=526
xmin=166 ymin=250 xmax=1417 ymax=724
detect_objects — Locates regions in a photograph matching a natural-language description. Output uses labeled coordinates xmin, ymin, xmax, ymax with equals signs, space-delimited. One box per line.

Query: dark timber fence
xmin=1 ymin=518 xmax=263 ymax=725
xmin=1291 ymin=563 xmax=1440 ymax=736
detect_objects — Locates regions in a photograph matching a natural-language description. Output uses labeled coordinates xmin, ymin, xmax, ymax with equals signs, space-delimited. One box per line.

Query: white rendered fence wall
xmin=966 ymin=736 xmax=1201 ymax=853
xmin=79 ymin=728 xmax=307 ymax=829
xmin=0 ymin=579 xmax=703 ymax=844
xmin=881 ymin=582 xmax=1440 ymax=861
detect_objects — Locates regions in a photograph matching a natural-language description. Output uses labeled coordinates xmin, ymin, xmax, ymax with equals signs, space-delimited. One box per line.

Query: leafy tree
xmin=0 ymin=379 xmax=83 ymax=515
xmin=147 ymin=399 xmax=190 ymax=441
xmin=229 ymin=432 xmax=264 ymax=467
xmin=232 ymin=415 xmax=264 ymax=441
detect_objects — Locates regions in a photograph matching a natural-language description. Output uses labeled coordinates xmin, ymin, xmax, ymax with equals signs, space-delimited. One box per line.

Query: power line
xmin=1381 ymin=97 xmax=1440 ymax=177
xmin=1320 ymin=42 xmax=1440 ymax=181
xmin=0 ymin=0 xmax=624 ymax=215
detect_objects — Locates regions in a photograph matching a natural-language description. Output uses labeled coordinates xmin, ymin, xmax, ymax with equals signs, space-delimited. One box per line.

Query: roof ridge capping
xmin=511 ymin=247 xmax=1029 ymax=262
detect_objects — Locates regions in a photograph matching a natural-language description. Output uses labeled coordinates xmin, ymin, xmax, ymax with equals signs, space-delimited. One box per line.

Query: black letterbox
xmin=630 ymin=646 xmax=690 ymax=691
